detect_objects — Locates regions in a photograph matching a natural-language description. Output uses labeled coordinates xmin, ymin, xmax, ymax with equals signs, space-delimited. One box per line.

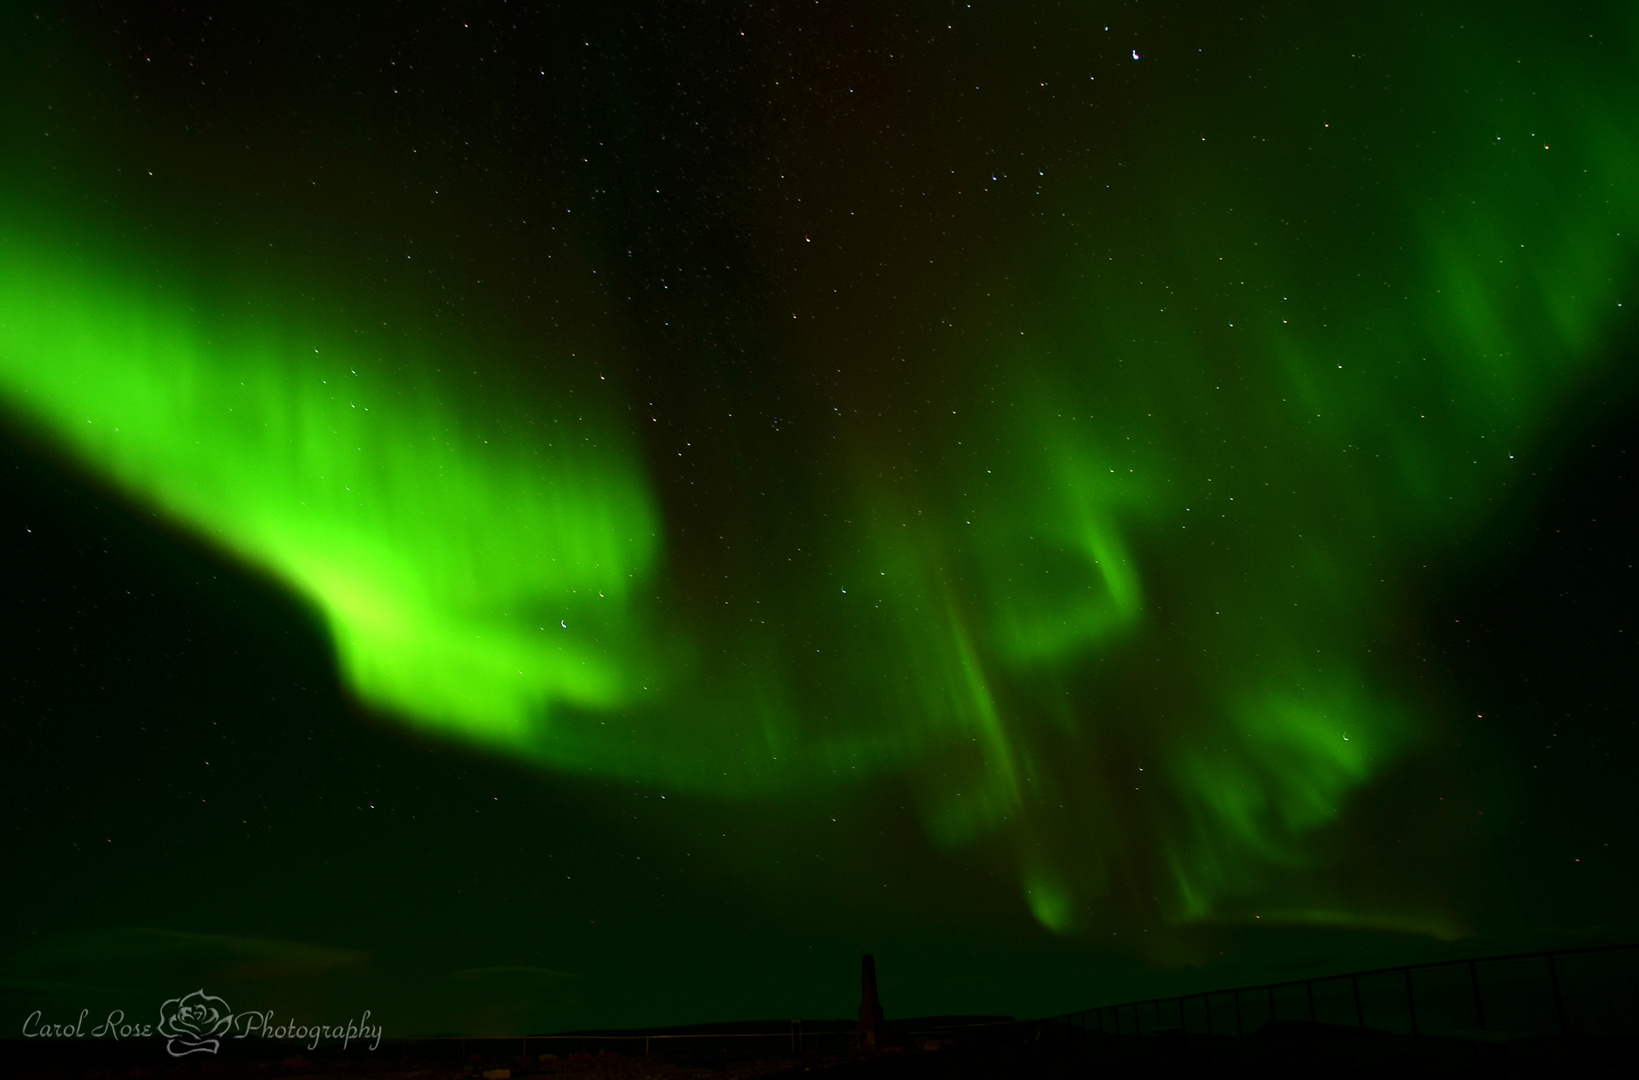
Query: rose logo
xmin=157 ymin=989 xmax=234 ymax=1056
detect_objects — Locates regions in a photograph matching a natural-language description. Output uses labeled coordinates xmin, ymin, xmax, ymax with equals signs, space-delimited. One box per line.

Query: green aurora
xmin=2 ymin=1 xmax=1635 ymax=953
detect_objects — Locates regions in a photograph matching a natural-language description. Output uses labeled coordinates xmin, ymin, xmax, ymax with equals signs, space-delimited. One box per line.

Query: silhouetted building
xmin=857 ymin=953 xmax=884 ymax=1047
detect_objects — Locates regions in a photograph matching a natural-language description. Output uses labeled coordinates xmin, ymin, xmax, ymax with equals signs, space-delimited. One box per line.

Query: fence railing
xmin=1043 ymin=941 xmax=1639 ymax=1041
xmin=23 ymin=943 xmax=1616 ymax=1070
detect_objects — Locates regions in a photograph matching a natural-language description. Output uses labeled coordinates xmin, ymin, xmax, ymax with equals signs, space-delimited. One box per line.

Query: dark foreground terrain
xmin=5 ymin=1021 xmax=1637 ymax=1080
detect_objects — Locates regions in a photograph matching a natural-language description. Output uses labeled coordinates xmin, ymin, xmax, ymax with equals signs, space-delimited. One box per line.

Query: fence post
xmin=1306 ymin=981 xmax=1315 ymax=1023
xmin=1177 ymin=997 xmax=1187 ymax=1036
xmin=1351 ymin=974 xmax=1363 ymax=1030
xmin=1267 ymin=985 xmax=1276 ymax=1025
xmin=1547 ymin=954 xmax=1567 ymax=1037
xmin=1404 ymin=968 xmax=1418 ymax=1037
xmin=1468 ymin=961 xmax=1485 ymax=1030
xmin=1204 ymin=993 xmax=1213 ymax=1037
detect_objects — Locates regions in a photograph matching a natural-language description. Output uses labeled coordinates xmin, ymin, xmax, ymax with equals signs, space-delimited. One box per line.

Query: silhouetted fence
xmin=43 ymin=944 xmax=1615 ymax=1071
xmin=1043 ymin=941 xmax=1639 ymax=1042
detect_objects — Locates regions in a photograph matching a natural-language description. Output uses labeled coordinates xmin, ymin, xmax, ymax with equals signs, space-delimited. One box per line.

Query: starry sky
xmin=1 ymin=0 xmax=1636 ymax=1037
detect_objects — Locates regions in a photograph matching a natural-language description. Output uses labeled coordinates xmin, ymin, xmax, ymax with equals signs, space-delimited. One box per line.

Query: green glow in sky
xmin=1 ymin=2 xmax=1635 ymax=945
xmin=0 ymin=228 xmax=663 ymax=741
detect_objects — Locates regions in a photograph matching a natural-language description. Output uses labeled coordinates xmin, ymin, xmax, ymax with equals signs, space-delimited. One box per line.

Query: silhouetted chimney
xmin=857 ymin=954 xmax=884 ymax=1047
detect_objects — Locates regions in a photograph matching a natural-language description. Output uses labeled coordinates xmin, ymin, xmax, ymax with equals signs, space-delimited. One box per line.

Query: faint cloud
xmin=1 ymin=927 xmax=364 ymax=994
xmin=453 ymin=966 xmax=579 ymax=982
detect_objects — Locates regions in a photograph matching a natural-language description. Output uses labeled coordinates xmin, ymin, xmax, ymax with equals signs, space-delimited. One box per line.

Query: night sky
xmin=2 ymin=1 xmax=1636 ymax=1038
